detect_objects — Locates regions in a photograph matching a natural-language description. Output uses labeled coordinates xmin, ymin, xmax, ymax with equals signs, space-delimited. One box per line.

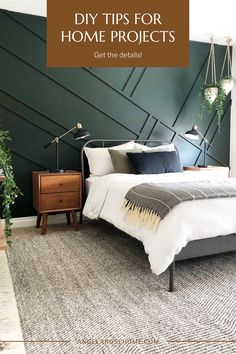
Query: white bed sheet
xmin=85 ymin=176 xmax=103 ymax=195
xmin=83 ymin=172 xmax=236 ymax=275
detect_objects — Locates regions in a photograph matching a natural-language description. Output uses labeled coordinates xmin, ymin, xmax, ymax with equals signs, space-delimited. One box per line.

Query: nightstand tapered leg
xmin=71 ymin=211 xmax=79 ymax=231
xmin=36 ymin=213 xmax=42 ymax=228
xmin=41 ymin=213 xmax=48 ymax=235
xmin=66 ymin=212 xmax=71 ymax=225
xmin=79 ymin=211 xmax=83 ymax=224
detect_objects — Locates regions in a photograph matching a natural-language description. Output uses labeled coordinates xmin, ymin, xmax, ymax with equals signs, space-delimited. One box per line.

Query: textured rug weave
xmin=7 ymin=221 xmax=236 ymax=354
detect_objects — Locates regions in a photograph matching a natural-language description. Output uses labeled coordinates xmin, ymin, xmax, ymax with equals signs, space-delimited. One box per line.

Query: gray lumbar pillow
xmin=108 ymin=149 xmax=138 ymax=173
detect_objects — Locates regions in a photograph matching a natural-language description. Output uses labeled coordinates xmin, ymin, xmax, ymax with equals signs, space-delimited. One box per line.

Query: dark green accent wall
xmin=0 ymin=10 xmax=231 ymax=217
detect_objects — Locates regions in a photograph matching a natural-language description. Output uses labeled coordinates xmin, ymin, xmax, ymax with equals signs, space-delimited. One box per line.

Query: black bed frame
xmin=81 ymin=139 xmax=236 ymax=292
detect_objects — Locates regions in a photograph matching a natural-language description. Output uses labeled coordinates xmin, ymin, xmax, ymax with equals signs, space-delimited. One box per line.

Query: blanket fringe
xmin=122 ymin=199 xmax=161 ymax=231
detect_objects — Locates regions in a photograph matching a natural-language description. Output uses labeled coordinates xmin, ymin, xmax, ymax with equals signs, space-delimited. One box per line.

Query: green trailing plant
xmin=199 ymin=83 xmax=227 ymax=128
xmin=0 ymin=130 xmax=21 ymax=245
xmin=221 ymin=75 xmax=232 ymax=80
xmin=214 ymin=84 xmax=227 ymax=127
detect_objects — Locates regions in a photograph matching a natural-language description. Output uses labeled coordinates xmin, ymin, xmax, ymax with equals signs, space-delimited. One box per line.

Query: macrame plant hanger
xmin=204 ymin=36 xmax=218 ymax=104
xmin=220 ymin=37 xmax=234 ymax=95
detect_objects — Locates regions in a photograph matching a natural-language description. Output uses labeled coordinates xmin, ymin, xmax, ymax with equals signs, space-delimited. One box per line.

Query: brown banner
xmin=47 ymin=0 xmax=189 ymax=67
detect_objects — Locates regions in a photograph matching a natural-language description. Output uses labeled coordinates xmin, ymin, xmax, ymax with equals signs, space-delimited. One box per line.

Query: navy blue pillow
xmin=126 ymin=151 xmax=183 ymax=174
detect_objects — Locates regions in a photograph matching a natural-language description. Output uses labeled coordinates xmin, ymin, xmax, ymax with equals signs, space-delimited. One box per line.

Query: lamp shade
xmin=185 ymin=125 xmax=200 ymax=140
xmin=74 ymin=127 xmax=90 ymax=140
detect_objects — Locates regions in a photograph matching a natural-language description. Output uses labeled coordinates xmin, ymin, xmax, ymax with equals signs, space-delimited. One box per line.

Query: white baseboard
xmin=2 ymin=214 xmax=71 ymax=229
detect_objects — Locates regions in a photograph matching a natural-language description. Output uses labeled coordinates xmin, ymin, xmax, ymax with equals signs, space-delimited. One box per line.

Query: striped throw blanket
xmin=122 ymin=181 xmax=236 ymax=230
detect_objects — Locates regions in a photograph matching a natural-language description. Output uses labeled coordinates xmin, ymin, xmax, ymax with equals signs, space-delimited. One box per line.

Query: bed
xmin=81 ymin=139 xmax=236 ymax=291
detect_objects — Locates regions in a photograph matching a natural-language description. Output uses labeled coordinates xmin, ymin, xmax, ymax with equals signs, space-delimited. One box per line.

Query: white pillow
xmin=84 ymin=141 xmax=135 ymax=176
xmin=134 ymin=142 xmax=175 ymax=152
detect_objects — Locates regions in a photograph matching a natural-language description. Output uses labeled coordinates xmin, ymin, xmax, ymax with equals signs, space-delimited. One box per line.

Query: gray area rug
xmin=7 ymin=221 xmax=236 ymax=354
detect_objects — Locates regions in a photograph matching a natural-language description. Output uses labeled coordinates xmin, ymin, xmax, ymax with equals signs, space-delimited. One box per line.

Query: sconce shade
xmin=74 ymin=128 xmax=90 ymax=140
xmin=185 ymin=125 xmax=200 ymax=140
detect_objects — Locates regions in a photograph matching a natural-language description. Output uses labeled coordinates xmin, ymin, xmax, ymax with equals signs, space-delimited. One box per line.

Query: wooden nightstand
xmin=184 ymin=166 xmax=229 ymax=178
xmin=32 ymin=171 xmax=82 ymax=235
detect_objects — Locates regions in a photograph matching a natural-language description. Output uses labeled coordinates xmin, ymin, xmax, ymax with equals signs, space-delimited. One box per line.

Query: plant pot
xmin=204 ymin=86 xmax=219 ymax=104
xmin=220 ymin=78 xmax=235 ymax=95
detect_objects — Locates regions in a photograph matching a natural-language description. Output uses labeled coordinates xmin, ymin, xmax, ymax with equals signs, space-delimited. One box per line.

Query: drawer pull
xmin=59 ymin=183 xmax=63 ymax=187
xmin=59 ymin=200 xmax=63 ymax=203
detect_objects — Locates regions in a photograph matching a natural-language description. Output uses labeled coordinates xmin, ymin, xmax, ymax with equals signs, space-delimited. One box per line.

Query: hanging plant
xmin=200 ymin=84 xmax=218 ymax=114
xmin=199 ymin=37 xmax=227 ymax=127
xmin=219 ymin=37 xmax=235 ymax=95
xmin=200 ymin=83 xmax=226 ymax=126
xmin=0 ymin=130 xmax=21 ymax=246
xmin=200 ymin=84 xmax=218 ymax=109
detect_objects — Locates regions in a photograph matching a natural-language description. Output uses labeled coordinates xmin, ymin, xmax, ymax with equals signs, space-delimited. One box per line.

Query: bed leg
xmin=168 ymin=259 xmax=175 ymax=292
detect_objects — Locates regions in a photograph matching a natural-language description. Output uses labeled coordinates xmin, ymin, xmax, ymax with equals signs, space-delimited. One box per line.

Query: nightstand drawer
xmin=41 ymin=175 xmax=81 ymax=193
xmin=40 ymin=192 xmax=81 ymax=211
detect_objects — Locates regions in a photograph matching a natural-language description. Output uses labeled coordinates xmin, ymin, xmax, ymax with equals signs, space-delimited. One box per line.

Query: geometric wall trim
xmin=0 ymin=10 xmax=231 ymax=217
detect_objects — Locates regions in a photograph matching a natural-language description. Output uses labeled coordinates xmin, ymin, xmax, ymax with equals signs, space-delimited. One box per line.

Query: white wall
xmin=0 ymin=0 xmax=46 ymax=17
xmin=230 ymin=46 xmax=236 ymax=176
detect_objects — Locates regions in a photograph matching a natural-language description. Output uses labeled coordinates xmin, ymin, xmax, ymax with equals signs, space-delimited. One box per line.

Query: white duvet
xmin=83 ymin=172 xmax=236 ymax=275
